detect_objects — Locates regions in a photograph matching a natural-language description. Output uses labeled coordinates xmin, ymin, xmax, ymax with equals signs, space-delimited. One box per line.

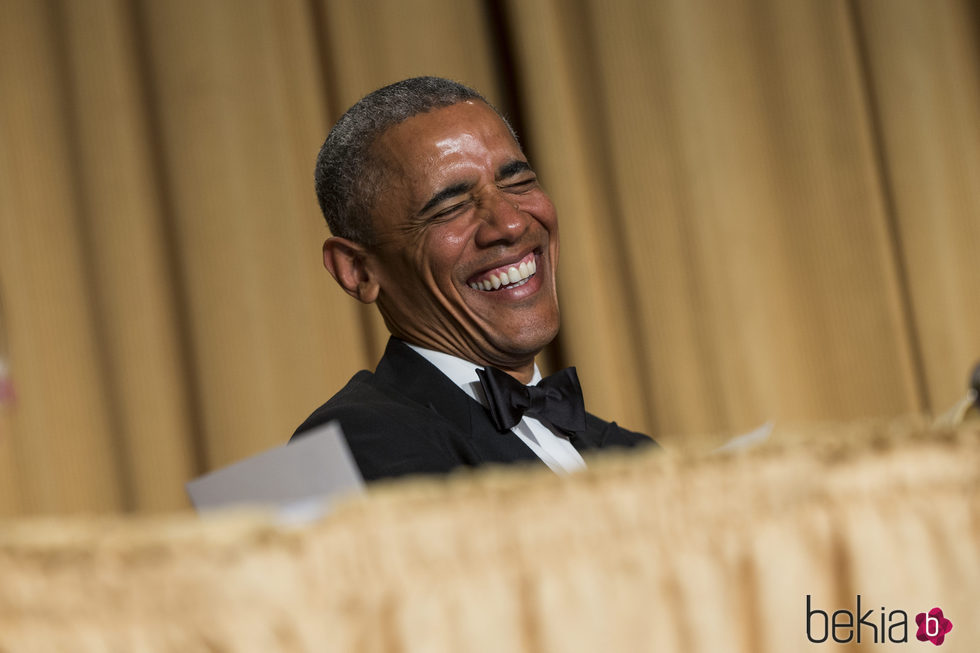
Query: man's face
xmin=364 ymin=100 xmax=560 ymax=370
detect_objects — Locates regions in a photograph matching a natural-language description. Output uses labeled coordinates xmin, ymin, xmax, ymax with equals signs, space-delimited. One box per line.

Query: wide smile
xmin=466 ymin=251 xmax=538 ymax=291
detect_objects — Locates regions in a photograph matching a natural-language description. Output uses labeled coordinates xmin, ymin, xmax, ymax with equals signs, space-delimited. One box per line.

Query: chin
xmin=488 ymin=320 xmax=560 ymax=362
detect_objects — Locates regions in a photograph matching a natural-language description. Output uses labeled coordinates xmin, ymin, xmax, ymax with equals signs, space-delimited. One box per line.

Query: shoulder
xmin=291 ymin=370 xmax=402 ymax=436
xmin=585 ymin=412 xmax=658 ymax=450
xmin=291 ymin=371 xmax=468 ymax=481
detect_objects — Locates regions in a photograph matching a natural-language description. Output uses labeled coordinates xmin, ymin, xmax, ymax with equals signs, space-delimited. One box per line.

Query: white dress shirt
xmin=406 ymin=344 xmax=587 ymax=474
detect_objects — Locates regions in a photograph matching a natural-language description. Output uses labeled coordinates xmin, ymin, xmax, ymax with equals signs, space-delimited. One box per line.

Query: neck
xmin=396 ymin=335 xmax=538 ymax=384
xmin=495 ymin=361 xmax=535 ymax=385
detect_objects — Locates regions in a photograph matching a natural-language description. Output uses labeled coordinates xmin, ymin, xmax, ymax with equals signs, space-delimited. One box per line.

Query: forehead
xmin=372 ymin=101 xmax=523 ymax=192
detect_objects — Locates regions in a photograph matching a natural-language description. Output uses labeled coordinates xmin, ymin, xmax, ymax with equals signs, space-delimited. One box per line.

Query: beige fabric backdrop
xmin=0 ymin=0 xmax=977 ymax=514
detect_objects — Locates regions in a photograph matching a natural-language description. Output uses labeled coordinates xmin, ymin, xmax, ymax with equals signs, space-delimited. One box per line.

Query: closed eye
xmin=502 ymin=176 xmax=538 ymax=192
xmin=431 ymin=200 xmax=471 ymax=220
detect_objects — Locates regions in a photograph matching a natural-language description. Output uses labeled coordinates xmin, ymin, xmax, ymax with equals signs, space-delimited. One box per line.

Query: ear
xmin=322 ymin=237 xmax=380 ymax=304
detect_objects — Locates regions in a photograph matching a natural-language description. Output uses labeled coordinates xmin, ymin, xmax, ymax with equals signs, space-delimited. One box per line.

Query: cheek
xmin=421 ymin=225 xmax=477 ymax=279
xmin=437 ymin=228 xmax=472 ymax=251
xmin=519 ymin=193 xmax=559 ymax=233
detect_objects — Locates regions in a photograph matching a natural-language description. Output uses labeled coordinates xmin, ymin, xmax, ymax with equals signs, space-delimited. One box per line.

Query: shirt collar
xmin=405 ymin=343 xmax=542 ymax=406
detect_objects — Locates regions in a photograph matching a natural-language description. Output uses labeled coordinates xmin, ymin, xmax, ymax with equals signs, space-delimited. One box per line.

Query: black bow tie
xmin=476 ymin=366 xmax=587 ymax=435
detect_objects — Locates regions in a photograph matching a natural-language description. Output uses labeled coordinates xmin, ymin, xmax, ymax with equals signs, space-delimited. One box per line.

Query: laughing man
xmin=292 ymin=77 xmax=653 ymax=481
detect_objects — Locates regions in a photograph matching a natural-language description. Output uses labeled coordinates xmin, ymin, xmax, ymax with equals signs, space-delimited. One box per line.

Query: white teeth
xmin=470 ymin=256 xmax=538 ymax=291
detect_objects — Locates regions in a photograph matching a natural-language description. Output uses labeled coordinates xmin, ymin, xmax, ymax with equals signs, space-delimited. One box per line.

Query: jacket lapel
xmin=373 ymin=339 xmax=541 ymax=466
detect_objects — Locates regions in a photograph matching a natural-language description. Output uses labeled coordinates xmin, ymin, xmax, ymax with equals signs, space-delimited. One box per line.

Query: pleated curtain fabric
xmin=1 ymin=420 xmax=979 ymax=651
xmin=0 ymin=0 xmax=978 ymax=514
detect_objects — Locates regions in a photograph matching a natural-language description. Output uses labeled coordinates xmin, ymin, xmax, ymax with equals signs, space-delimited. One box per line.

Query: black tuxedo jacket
xmin=292 ymin=338 xmax=654 ymax=482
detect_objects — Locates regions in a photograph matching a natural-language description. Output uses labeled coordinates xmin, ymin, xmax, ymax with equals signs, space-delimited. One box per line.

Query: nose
xmin=473 ymin=190 xmax=528 ymax=247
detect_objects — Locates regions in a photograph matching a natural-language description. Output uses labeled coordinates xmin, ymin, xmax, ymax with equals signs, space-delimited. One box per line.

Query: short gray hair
xmin=314 ymin=76 xmax=516 ymax=245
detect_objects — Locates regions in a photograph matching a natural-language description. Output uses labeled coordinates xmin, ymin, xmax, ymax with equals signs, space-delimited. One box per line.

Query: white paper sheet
xmin=186 ymin=421 xmax=363 ymax=521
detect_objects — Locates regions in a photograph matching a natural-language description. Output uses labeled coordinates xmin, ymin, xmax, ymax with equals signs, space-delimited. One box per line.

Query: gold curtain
xmin=0 ymin=0 xmax=977 ymax=514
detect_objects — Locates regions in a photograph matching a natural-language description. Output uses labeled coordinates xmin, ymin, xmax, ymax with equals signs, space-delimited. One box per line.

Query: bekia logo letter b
xmin=915 ymin=608 xmax=953 ymax=646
